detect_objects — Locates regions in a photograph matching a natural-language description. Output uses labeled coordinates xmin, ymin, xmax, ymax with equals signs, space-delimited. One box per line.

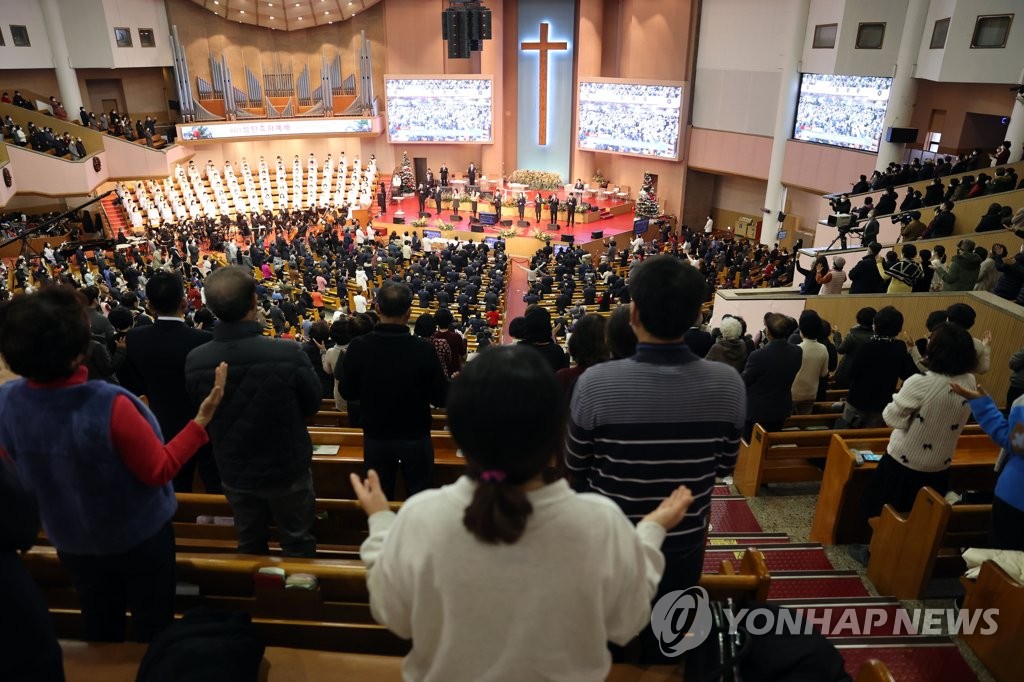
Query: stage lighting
xmin=442 ymin=1 xmax=492 ymax=59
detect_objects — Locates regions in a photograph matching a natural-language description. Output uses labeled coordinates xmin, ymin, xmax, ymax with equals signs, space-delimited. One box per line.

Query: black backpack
xmin=135 ymin=609 xmax=264 ymax=682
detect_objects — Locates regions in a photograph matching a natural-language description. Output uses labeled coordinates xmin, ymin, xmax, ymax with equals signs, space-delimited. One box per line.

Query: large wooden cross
xmin=520 ymin=22 xmax=568 ymax=146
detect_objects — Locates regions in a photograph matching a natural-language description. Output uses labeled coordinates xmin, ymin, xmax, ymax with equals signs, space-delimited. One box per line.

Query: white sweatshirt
xmin=360 ymin=477 xmax=666 ymax=682
xmin=883 ymin=370 xmax=977 ymax=472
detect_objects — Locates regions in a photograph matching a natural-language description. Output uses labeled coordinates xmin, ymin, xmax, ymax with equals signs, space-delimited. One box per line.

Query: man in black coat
xmin=120 ymin=272 xmax=219 ymax=493
xmin=185 ymin=267 xmax=322 ymax=557
xmin=741 ymin=313 xmax=802 ymax=440
xmin=433 ymin=186 xmax=442 ymax=215
xmin=848 ymin=242 xmax=884 ymax=293
xmin=339 ymin=283 xmax=448 ymax=498
xmin=683 ymin=324 xmax=713 ymax=357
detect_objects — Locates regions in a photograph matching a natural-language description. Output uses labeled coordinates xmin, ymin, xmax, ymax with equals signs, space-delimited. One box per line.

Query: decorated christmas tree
xmin=635 ymin=172 xmax=660 ymax=219
xmin=398 ymin=151 xmax=415 ymax=194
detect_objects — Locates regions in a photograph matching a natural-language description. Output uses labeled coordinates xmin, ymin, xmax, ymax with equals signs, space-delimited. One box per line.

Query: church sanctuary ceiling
xmin=191 ymin=0 xmax=383 ymax=31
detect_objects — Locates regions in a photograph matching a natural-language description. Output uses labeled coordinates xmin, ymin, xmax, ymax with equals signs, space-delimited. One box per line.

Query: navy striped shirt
xmin=566 ymin=343 xmax=745 ymax=550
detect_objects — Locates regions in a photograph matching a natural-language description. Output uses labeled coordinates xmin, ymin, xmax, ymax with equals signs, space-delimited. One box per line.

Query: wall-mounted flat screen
xmin=576 ymin=79 xmax=684 ymax=160
xmin=793 ymin=73 xmax=892 ymax=152
xmin=385 ymin=76 xmax=493 ymax=143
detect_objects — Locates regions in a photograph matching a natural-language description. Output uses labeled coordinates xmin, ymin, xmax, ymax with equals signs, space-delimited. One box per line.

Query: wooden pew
xmin=809 ymin=434 xmax=1000 ymax=545
xmin=866 ymin=486 xmax=990 ymax=599
xmin=171 ymin=493 xmax=399 ymax=553
xmin=308 ymin=428 xmax=464 ymax=498
xmin=308 ymin=410 xmax=448 ymax=430
xmin=960 ymin=560 xmax=1024 ymax=682
xmin=24 ymin=545 xmax=771 ymax=656
xmin=60 ymin=640 xmax=896 ymax=681
xmin=734 ymin=425 xmax=893 ymax=497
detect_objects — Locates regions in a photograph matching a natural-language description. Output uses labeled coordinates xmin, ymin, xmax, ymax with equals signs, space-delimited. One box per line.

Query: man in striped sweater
xmin=566 ymin=255 xmax=745 ymax=660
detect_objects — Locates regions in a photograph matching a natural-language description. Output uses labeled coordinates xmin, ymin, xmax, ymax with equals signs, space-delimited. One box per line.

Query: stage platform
xmin=373 ymin=185 xmax=638 ymax=247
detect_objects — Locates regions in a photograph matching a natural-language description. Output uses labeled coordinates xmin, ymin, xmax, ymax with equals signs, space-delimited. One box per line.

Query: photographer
xmin=899 ymin=211 xmax=925 ymax=241
xmin=829 ymin=194 xmax=851 ymax=215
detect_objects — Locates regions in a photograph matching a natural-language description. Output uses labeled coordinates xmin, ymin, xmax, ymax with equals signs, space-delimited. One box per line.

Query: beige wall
xmin=377 ymin=0 xmax=504 ymax=180
xmin=908 ymin=80 xmax=1016 ymax=156
xmin=573 ymin=0 xmax=695 ymax=220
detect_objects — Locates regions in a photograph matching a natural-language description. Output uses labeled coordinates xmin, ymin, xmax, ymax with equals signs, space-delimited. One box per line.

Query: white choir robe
xmin=292 ymin=161 xmax=304 ymax=209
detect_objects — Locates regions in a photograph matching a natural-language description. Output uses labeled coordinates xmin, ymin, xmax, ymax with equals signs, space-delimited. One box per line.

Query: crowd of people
xmin=576 ymin=82 xmax=682 ymax=159
xmin=385 ymin=79 xmax=493 ymax=143
xmin=2 ymin=208 xmax=1024 ymax=678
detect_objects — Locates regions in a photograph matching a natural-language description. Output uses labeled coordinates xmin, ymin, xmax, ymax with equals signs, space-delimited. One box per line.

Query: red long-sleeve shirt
xmin=13 ymin=366 xmax=209 ymax=487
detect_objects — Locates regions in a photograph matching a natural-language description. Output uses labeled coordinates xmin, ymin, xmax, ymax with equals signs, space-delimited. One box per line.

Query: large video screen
xmin=385 ymin=76 xmax=493 ymax=143
xmin=576 ymin=79 xmax=683 ymax=160
xmin=793 ymin=74 xmax=892 ymax=152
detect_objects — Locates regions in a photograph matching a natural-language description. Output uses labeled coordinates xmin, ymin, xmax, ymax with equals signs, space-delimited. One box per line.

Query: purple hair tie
xmin=480 ymin=470 xmax=507 ymax=484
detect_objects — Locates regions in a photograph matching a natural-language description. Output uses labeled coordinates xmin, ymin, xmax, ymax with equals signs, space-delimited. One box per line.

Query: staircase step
xmin=704 ymin=544 xmax=833 ymax=574
xmin=708 ymin=498 xmax=763 ymax=534
xmin=706 ymin=533 xmax=790 ymax=546
xmin=768 ymin=601 xmax=914 ymax=637
xmin=834 ymin=637 xmax=978 ymax=682
xmin=767 ymin=571 xmax=870 ymax=600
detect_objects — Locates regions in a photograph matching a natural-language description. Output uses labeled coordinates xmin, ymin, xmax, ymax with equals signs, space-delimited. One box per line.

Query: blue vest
xmin=0 ymin=378 xmax=176 ymax=555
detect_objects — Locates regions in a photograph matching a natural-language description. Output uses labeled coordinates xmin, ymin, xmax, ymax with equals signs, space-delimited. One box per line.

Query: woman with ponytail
xmin=351 ymin=345 xmax=693 ymax=681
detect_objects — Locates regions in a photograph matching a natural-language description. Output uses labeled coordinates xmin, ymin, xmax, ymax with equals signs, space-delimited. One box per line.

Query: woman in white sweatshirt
xmin=351 ymin=345 xmax=692 ymax=682
xmin=862 ymin=323 xmax=978 ymax=519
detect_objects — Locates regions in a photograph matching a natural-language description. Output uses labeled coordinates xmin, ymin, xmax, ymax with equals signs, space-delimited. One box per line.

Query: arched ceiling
xmin=192 ymin=0 xmax=383 ymax=31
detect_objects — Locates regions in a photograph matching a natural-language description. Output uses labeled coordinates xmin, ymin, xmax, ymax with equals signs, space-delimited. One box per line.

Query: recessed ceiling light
xmin=269 ymin=15 xmax=274 ymax=19
xmin=240 ymin=9 xmax=245 ymax=13
xmin=298 ymin=16 xmax=302 ymax=19
xmin=328 ymin=20 xmax=333 ymax=24
xmin=213 ymin=0 xmax=219 ymax=4
xmin=324 ymin=10 xmax=329 ymax=14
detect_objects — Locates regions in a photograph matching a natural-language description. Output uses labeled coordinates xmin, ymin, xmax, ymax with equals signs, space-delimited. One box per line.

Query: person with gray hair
xmin=705 ymin=316 xmax=749 ymax=372
xmin=185 ymin=266 xmax=322 ymax=557
xmin=817 ymin=256 xmax=847 ymax=294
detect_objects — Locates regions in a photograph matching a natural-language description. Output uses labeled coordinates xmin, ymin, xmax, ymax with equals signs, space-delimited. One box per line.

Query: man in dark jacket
xmin=848 ymin=242 xmax=884 ymax=293
xmin=833 ymin=306 xmax=876 ymax=388
xmin=741 ymin=313 xmax=802 ymax=440
xmin=185 ymin=267 xmax=322 ymax=557
xmin=120 ymin=272 xmax=219 ymax=493
xmin=339 ymin=283 xmax=448 ymax=498
xmin=938 ymin=238 xmax=982 ymax=291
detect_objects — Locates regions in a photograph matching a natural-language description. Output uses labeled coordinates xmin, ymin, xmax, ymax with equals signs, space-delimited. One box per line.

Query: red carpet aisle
xmin=706 ymin=490 xmax=978 ymax=681
xmin=501 ymin=256 xmax=531 ymax=344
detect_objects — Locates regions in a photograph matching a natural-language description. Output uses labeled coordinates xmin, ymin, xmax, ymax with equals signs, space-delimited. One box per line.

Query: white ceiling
xmin=193 ymin=0 xmax=383 ymax=31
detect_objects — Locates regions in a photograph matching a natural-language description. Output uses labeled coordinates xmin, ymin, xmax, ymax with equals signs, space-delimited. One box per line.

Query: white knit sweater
xmin=360 ymin=477 xmax=667 ymax=682
xmin=883 ymin=371 xmax=977 ymax=472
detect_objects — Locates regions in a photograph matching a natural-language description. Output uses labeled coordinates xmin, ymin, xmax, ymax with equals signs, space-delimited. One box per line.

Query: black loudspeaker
xmin=517 ymin=220 xmax=530 ymax=228
xmin=560 ymin=234 xmax=575 ymax=243
xmin=886 ymin=127 xmax=919 ymax=143
xmin=419 ymin=212 xmax=431 ymax=219
xmin=449 ymin=214 xmax=464 ymax=221
xmin=591 ymin=230 xmax=603 ymax=239
xmin=501 ymin=219 xmax=513 ymax=227
xmin=394 ymin=216 xmax=405 ymax=225
xmin=777 ymin=212 xmax=787 ymax=223
xmin=471 ymin=225 xmax=484 ymax=233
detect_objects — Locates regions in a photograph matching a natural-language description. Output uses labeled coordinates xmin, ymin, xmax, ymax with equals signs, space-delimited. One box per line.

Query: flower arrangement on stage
xmin=438 ymin=220 xmax=455 ymax=232
xmin=530 ymin=228 xmax=552 ymax=243
xmin=498 ymin=226 xmax=518 ymax=238
xmin=635 ymin=172 xmax=661 ymax=219
xmin=502 ymin=196 xmax=520 ymax=207
xmin=591 ymin=168 xmax=607 ymax=188
xmin=508 ymin=169 xmax=564 ymax=190
xmin=410 ymin=217 xmax=429 ymax=228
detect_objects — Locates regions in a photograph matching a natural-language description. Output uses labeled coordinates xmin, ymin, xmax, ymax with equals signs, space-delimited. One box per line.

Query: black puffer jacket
xmin=185 ymin=321 xmax=322 ymax=491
